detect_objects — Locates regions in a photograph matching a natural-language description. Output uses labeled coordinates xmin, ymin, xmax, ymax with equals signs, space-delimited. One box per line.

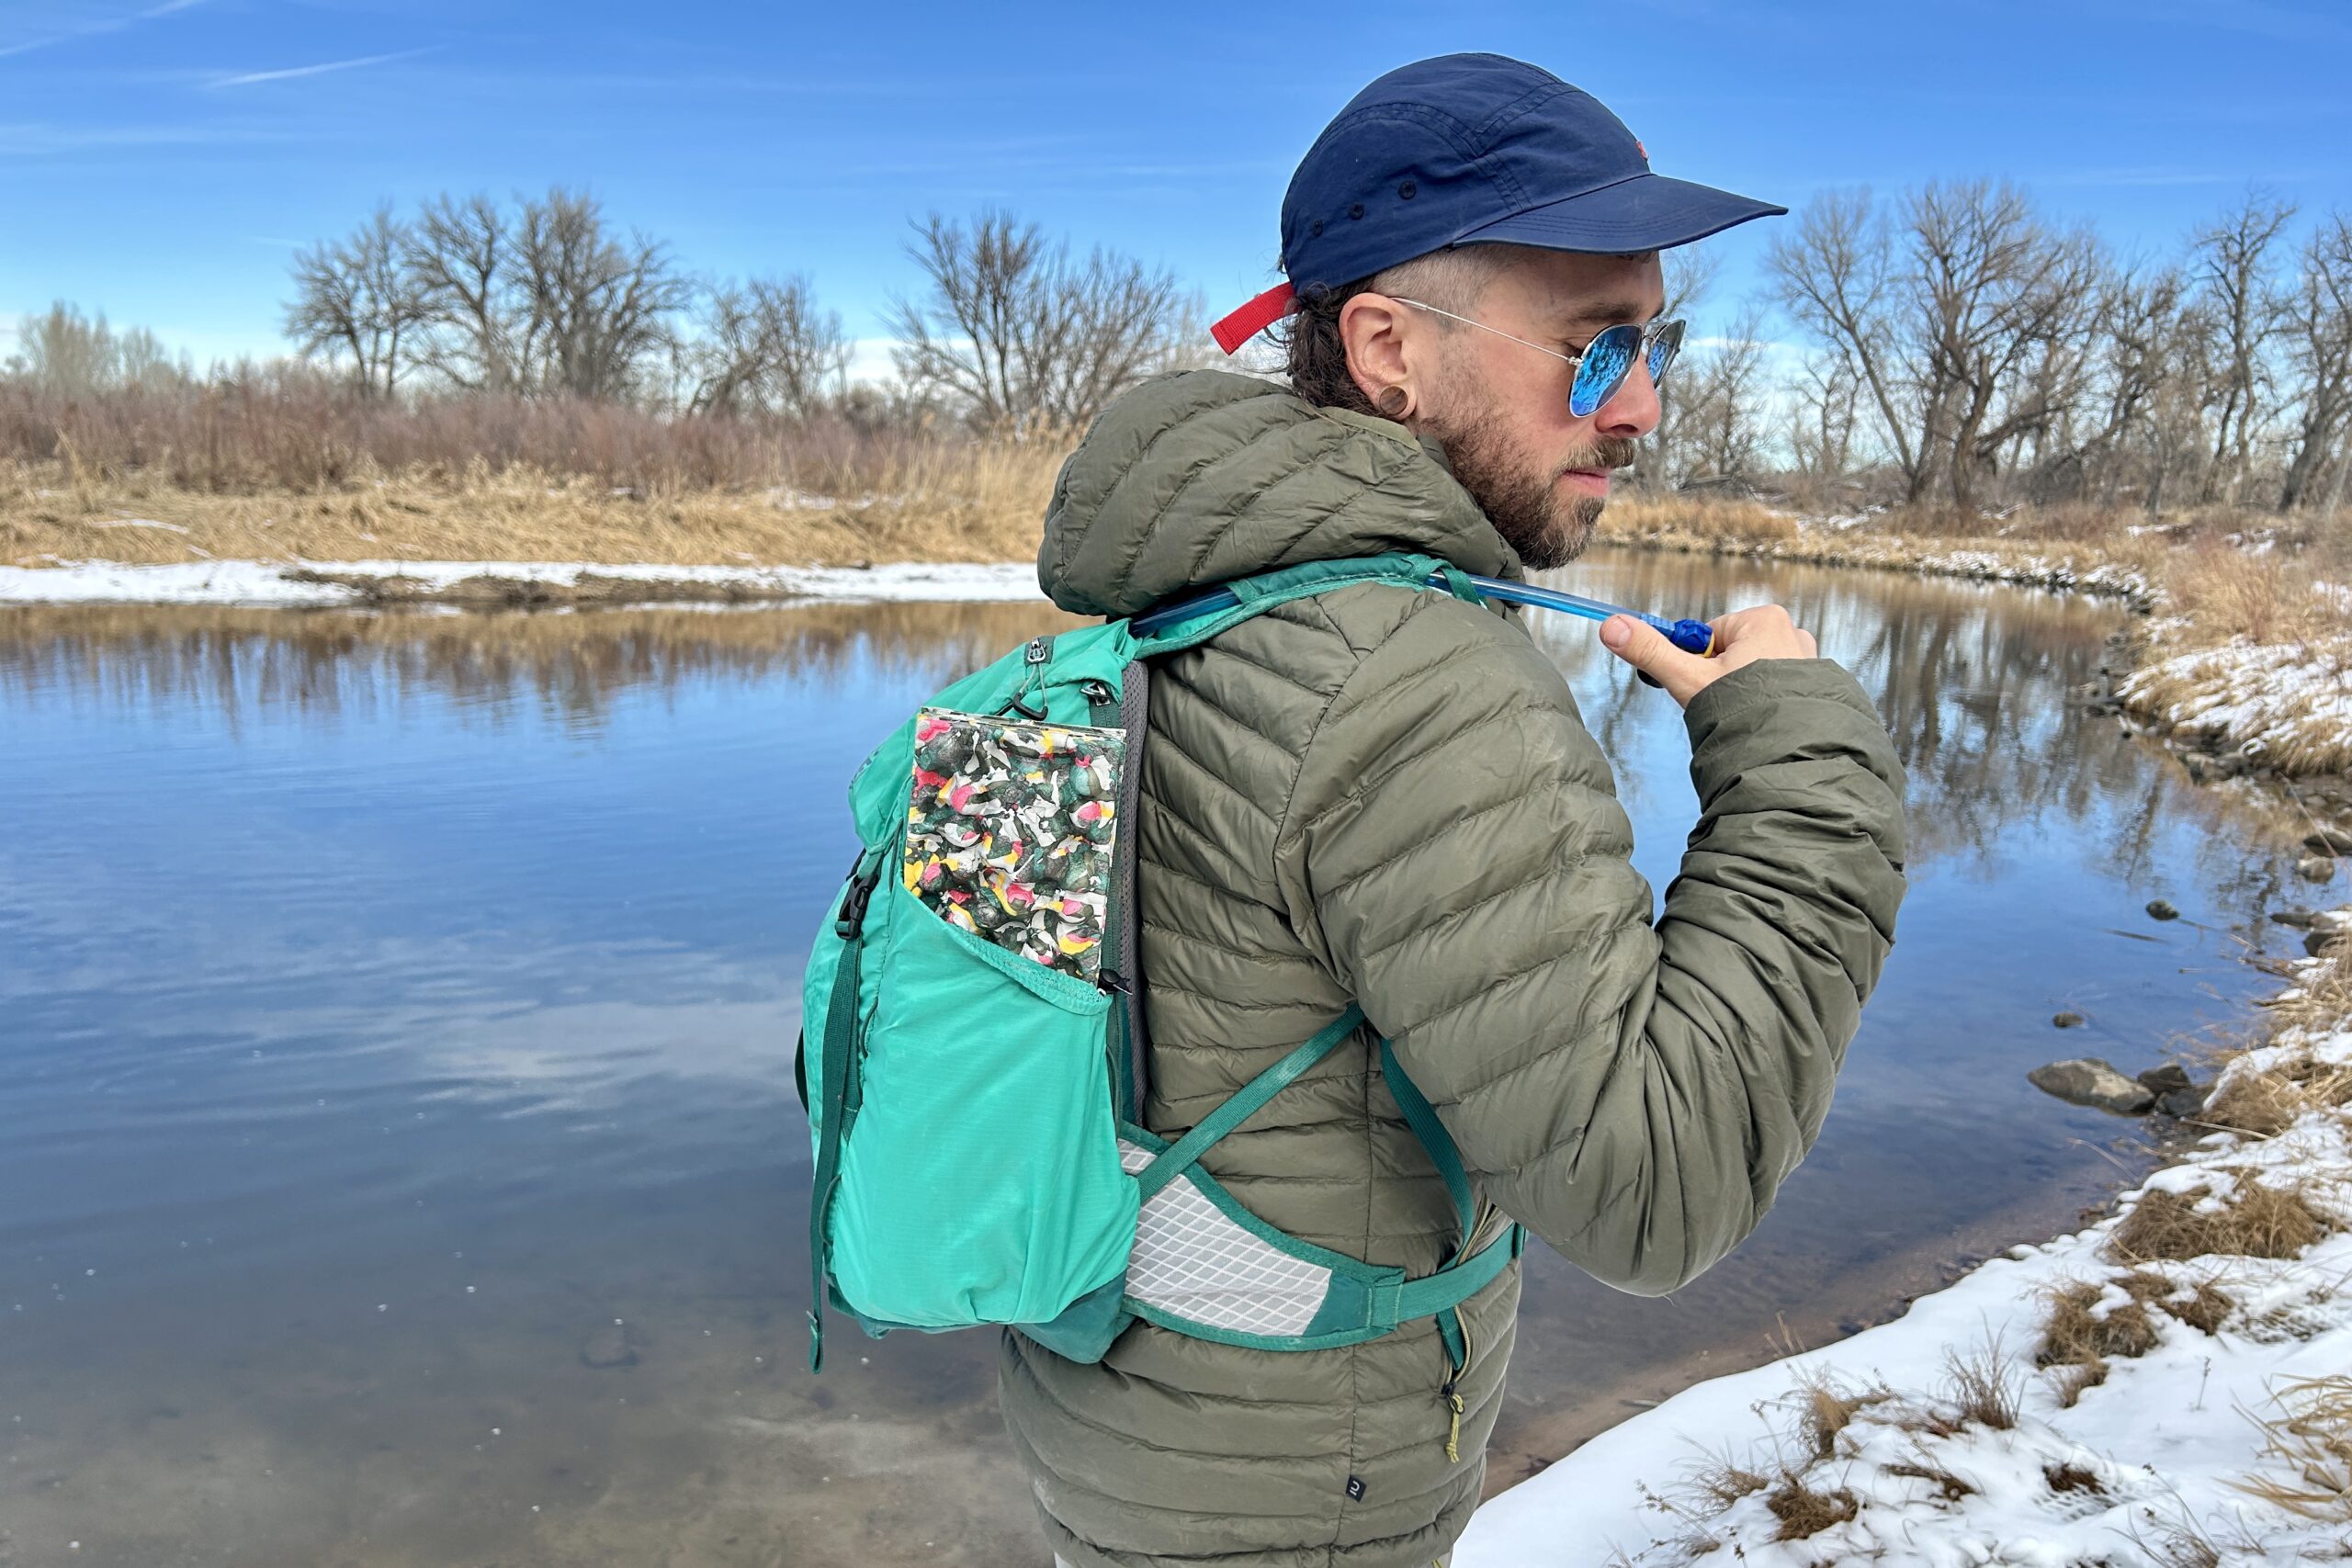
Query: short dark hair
xmin=1278 ymin=243 xmax=1657 ymax=412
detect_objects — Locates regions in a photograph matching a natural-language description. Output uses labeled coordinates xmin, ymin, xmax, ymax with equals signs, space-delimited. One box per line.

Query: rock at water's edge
xmin=2028 ymin=1057 xmax=2157 ymax=1115
xmin=2303 ymin=827 xmax=2352 ymax=855
xmin=2157 ymin=1085 xmax=2209 ymax=1119
xmin=2271 ymin=908 xmax=2322 ymax=930
xmin=2297 ymin=855 xmax=2337 ymax=884
xmin=2135 ymin=1063 xmax=2193 ymax=1094
xmin=2145 ymin=897 xmax=2180 ymax=921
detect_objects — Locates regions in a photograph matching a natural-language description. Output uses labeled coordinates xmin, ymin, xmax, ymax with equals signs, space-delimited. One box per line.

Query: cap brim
xmin=1452 ymin=172 xmax=1785 ymax=254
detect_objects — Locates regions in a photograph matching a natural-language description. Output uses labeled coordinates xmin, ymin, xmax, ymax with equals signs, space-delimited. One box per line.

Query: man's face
xmin=1408 ymin=249 xmax=1667 ymax=570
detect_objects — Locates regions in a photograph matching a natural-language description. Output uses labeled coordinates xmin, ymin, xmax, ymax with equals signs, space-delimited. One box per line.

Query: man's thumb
xmin=1600 ymin=614 xmax=1688 ymax=694
xmin=1600 ymin=614 xmax=1661 ymax=662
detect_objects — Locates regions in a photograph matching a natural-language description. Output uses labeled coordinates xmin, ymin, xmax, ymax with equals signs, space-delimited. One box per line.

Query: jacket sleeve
xmin=1272 ymin=595 xmax=1908 ymax=1296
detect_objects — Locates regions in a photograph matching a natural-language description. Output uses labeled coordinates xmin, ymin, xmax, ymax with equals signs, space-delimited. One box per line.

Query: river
xmin=0 ymin=550 xmax=2317 ymax=1566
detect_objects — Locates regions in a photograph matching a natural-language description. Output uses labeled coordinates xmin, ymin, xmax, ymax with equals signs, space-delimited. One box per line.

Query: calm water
xmin=0 ymin=555 xmax=2318 ymax=1567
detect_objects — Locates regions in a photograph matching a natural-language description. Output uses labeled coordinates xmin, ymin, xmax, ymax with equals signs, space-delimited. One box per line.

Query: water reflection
xmin=0 ymin=555 xmax=2314 ymax=1565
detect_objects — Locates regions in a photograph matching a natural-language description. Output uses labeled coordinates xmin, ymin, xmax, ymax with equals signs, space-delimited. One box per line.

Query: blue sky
xmin=4 ymin=0 xmax=2349 ymax=375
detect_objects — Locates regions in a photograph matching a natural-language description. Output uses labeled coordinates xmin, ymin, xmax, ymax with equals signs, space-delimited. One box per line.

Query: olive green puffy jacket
xmin=1001 ymin=370 xmax=1908 ymax=1568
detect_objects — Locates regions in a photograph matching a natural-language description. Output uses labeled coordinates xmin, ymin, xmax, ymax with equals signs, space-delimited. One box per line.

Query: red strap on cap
xmin=1209 ymin=282 xmax=1297 ymax=355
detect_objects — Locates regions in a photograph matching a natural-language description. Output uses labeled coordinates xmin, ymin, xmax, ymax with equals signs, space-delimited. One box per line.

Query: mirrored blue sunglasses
xmin=1392 ymin=298 xmax=1686 ymax=418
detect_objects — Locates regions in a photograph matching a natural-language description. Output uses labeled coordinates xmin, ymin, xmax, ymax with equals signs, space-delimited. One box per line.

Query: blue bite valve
xmin=1651 ymin=616 xmax=1717 ymax=657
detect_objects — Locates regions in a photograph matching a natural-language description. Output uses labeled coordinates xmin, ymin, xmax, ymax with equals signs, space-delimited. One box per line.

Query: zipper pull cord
xmin=1442 ymin=1381 xmax=1464 ymax=1464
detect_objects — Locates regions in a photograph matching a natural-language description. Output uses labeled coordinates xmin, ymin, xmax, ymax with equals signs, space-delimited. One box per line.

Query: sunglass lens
xmin=1646 ymin=320 xmax=1685 ymax=389
xmin=1568 ymin=324 xmax=1638 ymax=418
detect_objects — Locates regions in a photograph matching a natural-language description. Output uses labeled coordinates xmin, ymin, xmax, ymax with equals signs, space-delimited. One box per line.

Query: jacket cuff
xmin=1681 ymin=656 xmax=1879 ymax=735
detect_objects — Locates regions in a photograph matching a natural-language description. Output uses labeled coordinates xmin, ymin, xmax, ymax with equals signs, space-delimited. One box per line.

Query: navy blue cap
xmin=1212 ymin=52 xmax=1784 ymax=352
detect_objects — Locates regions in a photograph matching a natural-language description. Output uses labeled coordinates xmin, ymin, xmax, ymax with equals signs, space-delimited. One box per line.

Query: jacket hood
xmin=1036 ymin=369 xmax=1522 ymax=619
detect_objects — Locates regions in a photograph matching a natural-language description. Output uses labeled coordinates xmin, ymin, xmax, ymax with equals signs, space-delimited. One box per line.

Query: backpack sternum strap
xmin=1134 ymin=1005 xmax=1365 ymax=1203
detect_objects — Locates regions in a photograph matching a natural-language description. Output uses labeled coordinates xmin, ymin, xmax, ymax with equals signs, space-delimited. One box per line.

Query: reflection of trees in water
xmin=0 ymin=601 xmax=1090 ymax=731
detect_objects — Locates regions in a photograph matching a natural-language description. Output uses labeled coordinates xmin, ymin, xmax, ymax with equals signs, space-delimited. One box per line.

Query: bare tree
xmin=2190 ymin=189 xmax=2296 ymax=503
xmin=1790 ymin=349 xmax=1862 ymax=489
xmin=284 ymin=205 xmax=423 ymax=398
xmin=1638 ymin=248 xmax=1724 ymax=488
xmin=403 ymin=193 xmax=518 ymax=393
xmin=888 ymin=209 xmax=1189 ymax=432
xmin=2057 ymin=257 xmax=2190 ymax=506
xmin=1771 ymin=182 xmax=2102 ymax=509
xmin=511 ymin=189 xmax=691 ymax=401
xmin=683 ymin=275 xmax=852 ymax=416
xmin=1767 ymin=189 xmax=1917 ymax=489
xmin=394 ymin=188 xmax=691 ymax=401
xmin=8 ymin=301 xmax=191 ymax=396
xmin=1669 ymin=304 xmax=1771 ymax=488
xmin=2278 ymin=210 xmax=2352 ymax=513
xmin=1903 ymin=180 xmax=2103 ymax=509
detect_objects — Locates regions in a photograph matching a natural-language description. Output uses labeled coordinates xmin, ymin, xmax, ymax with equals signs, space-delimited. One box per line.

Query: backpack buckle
xmin=836 ymin=864 xmax=882 ymax=938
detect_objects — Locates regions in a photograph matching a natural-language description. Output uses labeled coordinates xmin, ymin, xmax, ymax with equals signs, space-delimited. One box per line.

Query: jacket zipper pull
xmin=1442 ymin=1380 xmax=1464 ymax=1464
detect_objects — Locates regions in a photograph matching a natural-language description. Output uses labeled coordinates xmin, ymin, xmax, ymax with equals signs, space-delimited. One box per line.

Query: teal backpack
xmin=798 ymin=551 xmax=1524 ymax=1393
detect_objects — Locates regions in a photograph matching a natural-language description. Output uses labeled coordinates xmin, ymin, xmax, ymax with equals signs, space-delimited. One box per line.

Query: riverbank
xmin=0 ymin=557 xmax=1045 ymax=608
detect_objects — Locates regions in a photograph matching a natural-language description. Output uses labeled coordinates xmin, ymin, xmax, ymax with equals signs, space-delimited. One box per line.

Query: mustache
xmin=1557 ymin=438 xmax=1640 ymax=475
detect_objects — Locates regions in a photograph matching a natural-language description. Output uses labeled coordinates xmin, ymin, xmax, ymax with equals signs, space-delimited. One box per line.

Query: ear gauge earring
xmin=1374 ymin=384 xmax=1410 ymax=418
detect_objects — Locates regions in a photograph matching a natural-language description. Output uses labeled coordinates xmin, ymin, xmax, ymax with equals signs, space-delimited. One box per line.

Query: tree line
xmin=1656 ymin=181 xmax=2352 ymax=517
xmin=8 ymin=179 xmax=2349 ymax=517
xmin=272 ymin=187 xmax=1199 ymax=433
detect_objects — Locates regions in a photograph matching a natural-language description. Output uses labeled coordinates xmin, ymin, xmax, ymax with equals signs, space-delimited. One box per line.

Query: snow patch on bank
xmin=0 ymin=558 xmax=1047 ymax=608
xmin=1459 ymin=942 xmax=2352 ymax=1566
xmin=2120 ymin=637 xmax=2352 ymax=771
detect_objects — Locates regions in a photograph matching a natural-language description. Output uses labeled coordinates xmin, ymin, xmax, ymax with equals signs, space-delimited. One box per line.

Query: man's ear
xmin=1337 ymin=293 xmax=1412 ymax=408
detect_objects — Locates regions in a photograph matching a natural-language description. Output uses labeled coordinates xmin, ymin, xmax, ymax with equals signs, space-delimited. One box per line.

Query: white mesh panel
xmin=1119 ymin=1138 xmax=1333 ymax=1337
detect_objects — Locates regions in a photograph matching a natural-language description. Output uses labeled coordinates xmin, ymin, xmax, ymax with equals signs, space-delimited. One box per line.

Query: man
xmin=1012 ymin=52 xmax=1907 ymax=1568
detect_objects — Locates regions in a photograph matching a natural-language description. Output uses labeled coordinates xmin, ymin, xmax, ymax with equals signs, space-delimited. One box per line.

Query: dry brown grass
xmin=2043 ymin=1460 xmax=2106 ymax=1495
xmin=2038 ymin=1280 xmax=2163 ymax=1366
xmin=1603 ymin=493 xmax=1800 ymax=547
xmin=1763 ymin=1472 xmax=1859 ymax=1540
xmin=2240 ymin=1374 xmax=2352 ymax=1523
xmin=2039 ymin=1269 xmax=2237 ymax=1371
xmin=1941 ymin=1342 xmax=2022 ymax=1431
xmin=2052 ymin=1359 xmax=2110 ymax=1409
xmin=2206 ymin=1068 xmax=2319 ymax=1136
xmin=2163 ymin=538 xmax=2335 ymax=646
xmin=1689 ymin=1453 xmax=1770 ymax=1510
xmin=1886 ymin=1460 xmax=1978 ymax=1503
xmin=1789 ymin=1369 xmax=1892 ymax=1461
xmin=1 ymin=437 xmax=1073 ymax=571
xmin=2107 ymin=1177 xmax=2333 ymax=1264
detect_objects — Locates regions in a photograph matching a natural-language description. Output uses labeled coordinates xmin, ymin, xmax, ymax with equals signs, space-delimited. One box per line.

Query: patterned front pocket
xmin=903 ymin=707 xmax=1125 ymax=984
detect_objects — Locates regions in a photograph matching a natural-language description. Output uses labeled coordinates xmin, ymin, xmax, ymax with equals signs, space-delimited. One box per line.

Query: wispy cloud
xmin=208 ymin=47 xmax=428 ymax=89
xmin=0 ymin=0 xmax=215 ymax=61
xmin=0 ymin=119 xmax=297 ymax=156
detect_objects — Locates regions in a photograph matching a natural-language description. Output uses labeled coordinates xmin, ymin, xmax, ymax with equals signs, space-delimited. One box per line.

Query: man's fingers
xmin=1599 ymin=615 xmax=1703 ymax=705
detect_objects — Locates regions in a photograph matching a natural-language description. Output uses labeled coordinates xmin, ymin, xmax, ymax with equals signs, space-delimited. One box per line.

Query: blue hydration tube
xmin=1132 ymin=570 xmax=1717 ymax=655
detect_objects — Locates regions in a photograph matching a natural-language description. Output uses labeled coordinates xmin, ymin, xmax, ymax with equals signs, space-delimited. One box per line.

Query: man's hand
xmin=1599 ymin=605 xmax=1819 ymax=709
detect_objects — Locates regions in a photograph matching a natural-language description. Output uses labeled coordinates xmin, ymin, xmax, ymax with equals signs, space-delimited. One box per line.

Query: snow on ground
xmin=1912 ymin=547 xmax=2152 ymax=603
xmin=2120 ymin=637 xmax=2352 ymax=771
xmin=0 ymin=558 xmax=1046 ymax=607
xmin=1458 ymin=944 xmax=2352 ymax=1567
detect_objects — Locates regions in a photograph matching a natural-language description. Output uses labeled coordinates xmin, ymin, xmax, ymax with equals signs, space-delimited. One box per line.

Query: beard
xmin=1421 ymin=386 xmax=1639 ymax=571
